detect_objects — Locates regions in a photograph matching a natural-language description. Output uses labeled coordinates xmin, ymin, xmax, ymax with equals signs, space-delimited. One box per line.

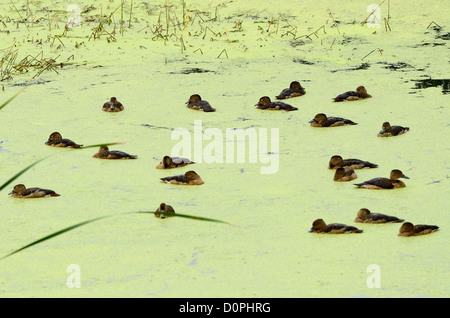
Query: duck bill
xmin=379 ymin=128 xmax=386 ymax=134
xmin=8 ymin=190 xmax=14 ymax=195
xmin=401 ymin=174 xmax=410 ymax=179
xmin=308 ymin=228 xmax=315 ymax=233
xmin=308 ymin=119 xmax=315 ymax=123
xmin=254 ymin=103 xmax=261 ymax=107
xmin=185 ymin=100 xmax=190 ymax=104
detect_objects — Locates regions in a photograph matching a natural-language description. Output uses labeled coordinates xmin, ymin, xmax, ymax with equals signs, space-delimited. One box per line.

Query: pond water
xmin=0 ymin=0 xmax=448 ymax=297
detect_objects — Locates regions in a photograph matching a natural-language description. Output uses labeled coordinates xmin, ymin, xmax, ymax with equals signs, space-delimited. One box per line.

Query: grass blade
xmin=0 ymin=85 xmax=28 ymax=111
xmin=76 ymin=142 xmax=125 ymax=149
xmin=0 ymin=156 xmax=50 ymax=192
xmin=0 ymin=215 xmax=111 ymax=261
xmin=0 ymin=210 xmax=236 ymax=261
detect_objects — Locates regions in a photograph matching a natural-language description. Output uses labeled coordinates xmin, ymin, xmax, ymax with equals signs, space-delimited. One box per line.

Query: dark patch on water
xmin=141 ymin=124 xmax=173 ymax=130
xmin=414 ymin=42 xmax=446 ymax=47
xmin=411 ymin=78 xmax=450 ymax=94
xmin=378 ymin=62 xmax=417 ymax=71
xmin=330 ymin=63 xmax=370 ymax=73
xmin=292 ymin=58 xmax=314 ymax=65
xmin=436 ymin=32 xmax=450 ymax=40
xmin=171 ymin=68 xmax=215 ymax=75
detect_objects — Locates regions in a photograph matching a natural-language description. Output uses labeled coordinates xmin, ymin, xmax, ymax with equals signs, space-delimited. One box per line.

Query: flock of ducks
xmin=8 ymin=83 xmax=438 ymax=237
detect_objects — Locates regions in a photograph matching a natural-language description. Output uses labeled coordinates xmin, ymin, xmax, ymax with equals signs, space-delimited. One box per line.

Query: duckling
xmin=328 ymin=155 xmax=378 ymax=170
xmin=333 ymin=86 xmax=372 ymax=102
xmin=186 ymin=94 xmax=216 ymax=112
xmin=377 ymin=122 xmax=409 ymax=137
xmin=45 ymin=132 xmax=83 ymax=148
xmin=309 ymin=219 xmax=363 ymax=234
xmin=275 ymin=81 xmax=306 ymax=99
xmin=92 ymin=146 xmax=137 ymax=159
xmin=154 ymin=203 xmax=176 ymax=219
xmin=255 ymin=96 xmax=298 ymax=111
xmin=398 ymin=222 xmax=439 ymax=237
xmin=8 ymin=184 xmax=60 ymax=198
xmin=160 ymin=170 xmax=204 ymax=185
xmin=102 ymin=97 xmax=124 ymax=112
xmin=354 ymin=169 xmax=409 ymax=189
xmin=156 ymin=156 xmax=195 ymax=169
xmin=309 ymin=113 xmax=357 ymax=127
xmin=334 ymin=167 xmax=357 ymax=182
xmin=354 ymin=208 xmax=404 ymax=223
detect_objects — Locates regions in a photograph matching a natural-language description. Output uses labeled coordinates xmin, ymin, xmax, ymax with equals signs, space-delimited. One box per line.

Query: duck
xmin=377 ymin=122 xmax=409 ymax=137
xmin=398 ymin=222 xmax=439 ymax=237
xmin=156 ymin=156 xmax=195 ymax=169
xmin=160 ymin=170 xmax=204 ymax=185
xmin=154 ymin=203 xmax=176 ymax=219
xmin=102 ymin=97 xmax=124 ymax=112
xmin=309 ymin=219 xmax=363 ymax=234
xmin=309 ymin=113 xmax=357 ymax=127
xmin=8 ymin=184 xmax=60 ymax=198
xmin=328 ymin=155 xmax=378 ymax=169
xmin=275 ymin=81 xmax=306 ymax=99
xmin=354 ymin=208 xmax=404 ymax=223
xmin=92 ymin=146 xmax=137 ymax=159
xmin=333 ymin=86 xmax=372 ymax=102
xmin=334 ymin=167 xmax=357 ymax=182
xmin=185 ymin=94 xmax=216 ymax=112
xmin=354 ymin=169 xmax=409 ymax=189
xmin=45 ymin=132 xmax=83 ymax=148
xmin=255 ymin=96 xmax=298 ymax=111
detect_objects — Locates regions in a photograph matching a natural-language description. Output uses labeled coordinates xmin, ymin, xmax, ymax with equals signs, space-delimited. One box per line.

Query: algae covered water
xmin=0 ymin=0 xmax=448 ymax=297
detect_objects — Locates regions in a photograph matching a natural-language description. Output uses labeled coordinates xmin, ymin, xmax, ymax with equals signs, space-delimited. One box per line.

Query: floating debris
xmin=411 ymin=78 xmax=449 ymax=94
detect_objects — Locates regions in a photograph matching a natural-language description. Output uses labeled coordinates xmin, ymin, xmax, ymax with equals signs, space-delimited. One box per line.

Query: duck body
xmin=334 ymin=168 xmax=357 ymax=182
xmin=160 ymin=171 xmax=204 ymax=185
xmin=93 ymin=146 xmax=137 ymax=159
xmin=102 ymin=97 xmax=124 ymax=112
xmin=156 ymin=156 xmax=195 ymax=169
xmin=309 ymin=113 xmax=357 ymax=127
xmin=275 ymin=81 xmax=306 ymax=99
xmin=328 ymin=155 xmax=378 ymax=169
xmin=355 ymin=208 xmax=404 ymax=223
xmin=45 ymin=132 xmax=82 ymax=148
xmin=309 ymin=219 xmax=363 ymax=234
xmin=354 ymin=169 xmax=409 ymax=189
xmin=377 ymin=122 xmax=409 ymax=137
xmin=186 ymin=94 xmax=216 ymax=112
xmin=398 ymin=222 xmax=439 ymax=236
xmin=334 ymin=86 xmax=372 ymax=102
xmin=154 ymin=203 xmax=176 ymax=219
xmin=255 ymin=96 xmax=298 ymax=111
xmin=9 ymin=184 xmax=60 ymax=198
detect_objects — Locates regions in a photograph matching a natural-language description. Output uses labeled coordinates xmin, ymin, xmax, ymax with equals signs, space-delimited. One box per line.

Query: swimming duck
xmin=156 ymin=156 xmax=195 ymax=169
xmin=354 ymin=169 xmax=409 ymax=189
xmin=333 ymin=86 xmax=372 ymax=102
xmin=102 ymin=97 xmax=124 ymax=112
xmin=275 ymin=81 xmax=306 ymax=99
xmin=154 ymin=203 xmax=176 ymax=219
xmin=186 ymin=94 xmax=216 ymax=112
xmin=92 ymin=146 xmax=137 ymax=159
xmin=45 ymin=132 xmax=83 ymax=148
xmin=328 ymin=155 xmax=378 ymax=169
xmin=255 ymin=96 xmax=298 ymax=111
xmin=334 ymin=167 xmax=357 ymax=182
xmin=160 ymin=170 xmax=204 ymax=185
xmin=309 ymin=113 xmax=357 ymax=127
xmin=309 ymin=219 xmax=363 ymax=234
xmin=354 ymin=208 xmax=404 ymax=223
xmin=377 ymin=122 xmax=409 ymax=137
xmin=398 ymin=222 xmax=439 ymax=237
xmin=8 ymin=184 xmax=60 ymax=198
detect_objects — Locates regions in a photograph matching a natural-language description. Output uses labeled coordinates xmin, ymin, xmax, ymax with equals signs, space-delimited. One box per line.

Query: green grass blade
xmin=0 ymin=210 xmax=236 ymax=261
xmin=135 ymin=210 xmax=235 ymax=225
xmin=0 ymin=85 xmax=27 ymax=111
xmin=76 ymin=142 xmax=125 ymax=149
xmin=0 ymin=156 xmax=50 ymax=192
xmin=0 ymin=215 xmax=111 ymax=261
